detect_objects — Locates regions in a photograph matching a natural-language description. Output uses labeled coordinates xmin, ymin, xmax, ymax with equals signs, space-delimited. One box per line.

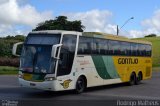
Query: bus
xmin=12 ymin=30 xmax=152 ymax=93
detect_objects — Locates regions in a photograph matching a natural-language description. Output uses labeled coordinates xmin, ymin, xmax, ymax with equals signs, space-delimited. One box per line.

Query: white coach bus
xmin=12 ymin=30 xmax=152 ymax=93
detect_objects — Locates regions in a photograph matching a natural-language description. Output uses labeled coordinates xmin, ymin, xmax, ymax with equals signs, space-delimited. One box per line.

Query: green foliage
xmin=0 ymin=66 xmax=18 ymax=75
xmin=0 ymin=57 xmax=19 ymax=67
xmin=5 ymin=35 xmax=25 ymax=41
xmin=0 ymin=40 xmax=11 ymax=57
xmin=145 ymin=34 xmax=157 ymax=37
xmin=0 ymin=35 xmax=25 ymax=57
xmin=33 ymin=16 xmax=85 ymax=32
xmin=14 ymin=35 xmax=26 ymax=41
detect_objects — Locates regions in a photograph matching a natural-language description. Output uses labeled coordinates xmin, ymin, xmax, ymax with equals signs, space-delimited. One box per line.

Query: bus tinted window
xmin=78 ymin=37 xmax=93 ymax=54
xmin=26 ymin=34 xmax=60 ymax=45
xmin=78 ymin=36 xmax=151 ymax=57
xmin=108 ymin=40 xmax=120 ymax=55
xmin=120 ymin=42 xmax=131 ymax=56
xmin=57 ymin=35 xmax=77 ymax=76
xmin=131 ymin=43 xmax=138 ymax=56
xmin=145 ymin=45 xmax=152 ymax=56
xmin=93 ymin=38 xmax=108 ymax=55
xmin=138 ymin=44 xmax=146 ymax=56
xmin=62 ymin=35 xmax=77 ymax=53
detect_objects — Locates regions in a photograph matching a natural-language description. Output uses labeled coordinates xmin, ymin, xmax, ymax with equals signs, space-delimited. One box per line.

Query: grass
xmin=0 ymin=66 xmax=18 ymax=75
xmin=152 ymin=67 xmax=160 ymax=72
xmin=133 ymin=36 xmax=160 ymax=67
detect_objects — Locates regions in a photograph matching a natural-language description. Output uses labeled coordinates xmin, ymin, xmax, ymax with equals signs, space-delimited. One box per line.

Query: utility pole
xmin=117 ymin=25 xmax=119 ymax=35
xmin=117 ymin=17 xmax=134 ymax=36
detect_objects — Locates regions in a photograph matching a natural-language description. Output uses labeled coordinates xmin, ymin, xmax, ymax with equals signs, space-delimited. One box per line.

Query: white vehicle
xmin=13 ymin=30 xmax=152 ymax=93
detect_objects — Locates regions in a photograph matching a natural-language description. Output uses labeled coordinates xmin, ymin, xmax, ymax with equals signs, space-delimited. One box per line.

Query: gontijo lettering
xmin=118 ymin=58 xmax=138 ymax=64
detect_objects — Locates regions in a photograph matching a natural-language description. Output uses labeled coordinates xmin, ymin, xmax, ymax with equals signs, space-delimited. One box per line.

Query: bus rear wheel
xmin=129 ymin=72 xmax=136 ymax=86
xmin=136 ymin=72 xmax=142 ymax=85
xmin=75 ymin=77 xmax=86 ymax=94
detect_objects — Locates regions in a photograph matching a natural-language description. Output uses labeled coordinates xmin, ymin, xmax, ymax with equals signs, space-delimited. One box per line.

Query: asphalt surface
xmin=0 ymin=72 xmax=160 ymax=106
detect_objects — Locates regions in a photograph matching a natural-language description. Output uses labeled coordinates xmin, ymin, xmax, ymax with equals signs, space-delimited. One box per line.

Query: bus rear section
xmin=76 ymin=33 xmax=152 ymax=87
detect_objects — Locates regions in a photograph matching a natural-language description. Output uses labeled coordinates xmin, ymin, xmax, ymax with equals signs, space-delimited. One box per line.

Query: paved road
xmin=0 ymin=72 xmax=160 ymax=106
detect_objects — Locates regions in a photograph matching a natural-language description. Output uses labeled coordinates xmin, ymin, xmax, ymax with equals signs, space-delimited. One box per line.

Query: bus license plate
xmin=30 ymin=83 xmax=36 ymax=86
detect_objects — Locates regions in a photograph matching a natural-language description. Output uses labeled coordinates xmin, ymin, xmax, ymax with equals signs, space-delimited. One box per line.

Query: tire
xmin=75 ymin=77 xmax=86 ymax=94
xmin=135 ymin=72 xmax=142 ymax=85
xmin=129 ymin=73 xmax=136 ymax=86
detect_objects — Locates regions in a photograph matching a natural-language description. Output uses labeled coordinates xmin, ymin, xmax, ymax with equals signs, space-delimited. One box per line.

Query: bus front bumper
xmin=19 ymin=78 xmax=59 ymax=91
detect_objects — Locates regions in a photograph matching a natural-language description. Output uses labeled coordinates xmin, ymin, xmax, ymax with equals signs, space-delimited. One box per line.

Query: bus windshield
xmin=20 ymin=34 xmax=61 ymax=74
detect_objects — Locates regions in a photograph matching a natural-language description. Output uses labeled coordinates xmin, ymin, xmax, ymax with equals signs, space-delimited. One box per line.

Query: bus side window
xmin=78 ymin=37 xmax=93 ymax=55
xmin=108 ymin=40 xmax=120 ymax=55
xmin=57 ymin=35 xmax=77 ymax=76
xmin=145 ymin=45 xmax=152 ymax=57
xmin=138 ymin=44 xmax=146 ymax=56
xmin=93 ymin=38 xmax=108 ymax=55
xmin=120 ymin=42 xmax=131 ymax=56
xmin=131 ymin=43 xmax=138 ymax=56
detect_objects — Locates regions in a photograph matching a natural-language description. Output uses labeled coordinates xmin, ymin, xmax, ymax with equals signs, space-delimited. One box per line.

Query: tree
xmin=14 ymin=35 xmax=26 ymax=41
xmin=5 ymin=35 xmax=26 ymax=41
xmin=0 ymin=40 xmax=11 ymax=57
xmin=33 ymin=16 xmax=85 ymax=32
xmin=145 ymin=34 xmax=157 ymax=37
xmin=0 ymin=35 xmax=25 ymax=57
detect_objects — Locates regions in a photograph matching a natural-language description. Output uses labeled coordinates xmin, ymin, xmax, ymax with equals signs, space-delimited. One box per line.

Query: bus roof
xmin=83 ymin=32 xmax=152 ymax=45
xmin=30 ymin=30 xmax=82 ymax=35
xmin=29 ymin=30 xmax=151 ymax=45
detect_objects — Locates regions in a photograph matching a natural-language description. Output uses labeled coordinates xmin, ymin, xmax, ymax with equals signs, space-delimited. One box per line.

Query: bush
xmin=0 ymin=40 xmax=12 ymax=57
xmin=0 ymin=35 xmax=25 ymax=57
xmin=145 ymin=34 xmax=157 ymax=37
xmin=0 ymin=57 xmax=19 ymax=67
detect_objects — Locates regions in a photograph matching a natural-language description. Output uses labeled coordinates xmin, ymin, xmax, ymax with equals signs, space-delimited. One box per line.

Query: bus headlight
xmin=18 ymin=73 xmax=23 ymax=78
xmin=45 ymin=77 xmax=56 ymax=81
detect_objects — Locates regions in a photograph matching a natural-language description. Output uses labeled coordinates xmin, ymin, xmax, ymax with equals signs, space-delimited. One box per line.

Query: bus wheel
xmin=129 ymin=72 xmax=136 ymax=86
xmin=75 ymin=77 xmax=86 ymax=94
xmin=136 ymin=72 xmax=142 ymax=85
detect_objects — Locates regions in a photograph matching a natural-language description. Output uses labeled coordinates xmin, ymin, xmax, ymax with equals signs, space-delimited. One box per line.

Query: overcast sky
xmin=0 ymin=0 xmax=160 ymax=38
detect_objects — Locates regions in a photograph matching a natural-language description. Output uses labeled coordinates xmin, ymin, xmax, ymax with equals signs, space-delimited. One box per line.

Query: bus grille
xmin=146 ymin=67 xmax=151 ymax=77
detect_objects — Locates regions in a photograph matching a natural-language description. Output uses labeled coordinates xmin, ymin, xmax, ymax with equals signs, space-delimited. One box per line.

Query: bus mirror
xmin=51 ymin=44 xmax=63 ymax=59
xmin=12 ymin=42 xmax=24 ymax=57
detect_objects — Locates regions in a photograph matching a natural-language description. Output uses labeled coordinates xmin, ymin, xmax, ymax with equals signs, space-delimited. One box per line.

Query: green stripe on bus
xmin=92 ymin=56 xmax=119 ymax=79
xmin=102 ymin=56 xmax=119 ymax=78
xmin=92 ymin=56 xmax=112 ymax=79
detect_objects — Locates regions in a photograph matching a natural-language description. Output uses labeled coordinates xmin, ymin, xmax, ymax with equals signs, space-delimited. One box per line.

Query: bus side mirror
xmin=12 ymin=42 xmax=24 ymax=57
xmin=51 ymin=44 xmax=63 ymax=59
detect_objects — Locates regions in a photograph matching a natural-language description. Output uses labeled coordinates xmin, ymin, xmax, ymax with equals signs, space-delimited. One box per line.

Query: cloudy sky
xmin=0 ymin=0 xmax=160 ymax=38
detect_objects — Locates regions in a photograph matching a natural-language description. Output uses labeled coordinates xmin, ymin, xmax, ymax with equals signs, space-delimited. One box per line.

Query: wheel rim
xmin=130 ymin=74 xmax=135 ymax=84
xmin=138 ymin=73 xmax=142 ymax=81
xmin=77 ymin=78 xmax=84 ymax=92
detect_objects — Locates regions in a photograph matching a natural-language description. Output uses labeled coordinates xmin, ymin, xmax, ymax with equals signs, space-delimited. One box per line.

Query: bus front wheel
xmin=75 ymin=76 xmax=86 ymax=94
